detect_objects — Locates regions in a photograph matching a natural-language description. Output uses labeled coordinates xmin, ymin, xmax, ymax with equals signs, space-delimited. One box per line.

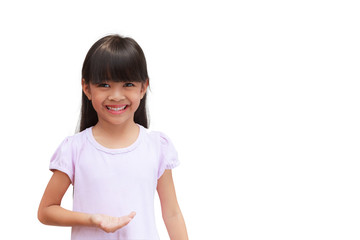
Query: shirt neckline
xmin=86 ymin=124 xmax=144 ymax=154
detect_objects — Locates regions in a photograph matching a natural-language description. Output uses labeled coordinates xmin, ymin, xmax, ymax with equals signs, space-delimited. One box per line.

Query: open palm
xmin=90 ymin=212 xmax=136 ymax=233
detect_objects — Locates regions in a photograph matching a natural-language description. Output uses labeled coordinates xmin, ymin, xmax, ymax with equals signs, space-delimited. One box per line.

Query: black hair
xmin=79 ymin=34 xmax=149 ymax=131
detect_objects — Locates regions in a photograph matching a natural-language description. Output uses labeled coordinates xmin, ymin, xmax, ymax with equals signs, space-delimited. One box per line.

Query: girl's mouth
xmin=106 ymin=105 xmax=128 ymax=114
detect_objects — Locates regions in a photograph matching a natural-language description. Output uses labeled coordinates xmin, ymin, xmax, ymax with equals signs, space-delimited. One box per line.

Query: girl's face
xmin=82 ymin=80 xmax=148 ymax=128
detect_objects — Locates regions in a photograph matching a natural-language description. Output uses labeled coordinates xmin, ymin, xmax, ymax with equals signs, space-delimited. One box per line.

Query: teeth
xmin=107 ymin=105 xmax=126 ymax=111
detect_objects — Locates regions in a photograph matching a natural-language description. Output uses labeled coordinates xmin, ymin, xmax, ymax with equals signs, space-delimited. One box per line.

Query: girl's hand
xmin=90 ymin=212 xmax=136 ymax=233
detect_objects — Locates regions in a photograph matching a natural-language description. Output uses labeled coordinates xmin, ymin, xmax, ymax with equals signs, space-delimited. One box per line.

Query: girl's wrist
xmin=68 ymin=211 xmax=98 ymax=227
xmin=89 ymin=214 xmax=102 ymax=228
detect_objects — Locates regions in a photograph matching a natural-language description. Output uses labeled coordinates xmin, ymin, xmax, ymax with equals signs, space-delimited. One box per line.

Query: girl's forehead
xmin=89 ymin=78 xmax=144 ymax=84
xmin=88 ymin=62 xmax=145 ymax=84
xmin=95 ymin=79 xmax=143 ymax=83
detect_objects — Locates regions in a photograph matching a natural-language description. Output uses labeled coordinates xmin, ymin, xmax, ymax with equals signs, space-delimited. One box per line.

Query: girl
xmin=38 ymin=34 xmax=188 ymax=240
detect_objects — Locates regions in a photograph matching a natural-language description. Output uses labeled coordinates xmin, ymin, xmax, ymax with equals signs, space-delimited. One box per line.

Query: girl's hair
xmin=79 ymin=34 xmax=149 ymax=132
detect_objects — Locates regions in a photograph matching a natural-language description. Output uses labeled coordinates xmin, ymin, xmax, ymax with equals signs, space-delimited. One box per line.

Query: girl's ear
xmin=140 ymin=79 xmax=149 ymax=99
xmin=82 ymin=79 xmax=92 ymax=100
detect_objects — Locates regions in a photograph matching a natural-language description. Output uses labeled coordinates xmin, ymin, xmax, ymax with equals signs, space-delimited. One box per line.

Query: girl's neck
xmin=92 ymin=120 xmax=139 ymax=149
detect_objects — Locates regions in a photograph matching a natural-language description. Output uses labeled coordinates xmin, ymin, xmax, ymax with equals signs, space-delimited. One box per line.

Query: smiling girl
xmin=38 ymin=34 xmax=188 ymax=240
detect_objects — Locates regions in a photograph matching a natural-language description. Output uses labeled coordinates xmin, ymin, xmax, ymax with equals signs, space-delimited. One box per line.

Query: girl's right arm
xmin=38 ymin=170 xmax=92 ymax=226
xmin=38 ymin=170 xmax=135 ymax=232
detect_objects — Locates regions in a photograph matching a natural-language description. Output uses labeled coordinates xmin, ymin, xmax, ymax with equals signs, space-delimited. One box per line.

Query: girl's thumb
xmin=129 ymin=211 xmax=136 ymax=219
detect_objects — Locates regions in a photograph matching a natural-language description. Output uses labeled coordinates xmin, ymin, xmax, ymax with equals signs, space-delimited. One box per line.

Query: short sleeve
xmin=49 ymin=137 xmax=75 ymax=184
xmin=157 ymin=132 xmax=180 ymax=179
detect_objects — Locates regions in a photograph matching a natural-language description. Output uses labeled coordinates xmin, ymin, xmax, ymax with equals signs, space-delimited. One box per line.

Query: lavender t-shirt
xmin=49 ymin=125 xmax=180 ymax=240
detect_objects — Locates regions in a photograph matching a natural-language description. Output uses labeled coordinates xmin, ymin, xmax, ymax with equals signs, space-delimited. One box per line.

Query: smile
xmin=106 ymin=105 xmax=127 ymax=111
xmin=105 ymin=105 xmax=128 ymax=114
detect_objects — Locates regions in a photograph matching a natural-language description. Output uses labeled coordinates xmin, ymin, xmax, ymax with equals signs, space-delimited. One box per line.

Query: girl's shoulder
xmin=55 ymin=128 xmax=90 ymax=151
xmin=50 ymin=129 xmax=91 ymax=183
xmin=143 ymin=127 xmax=180 ymax=176
xmin=144 ymin=128 xmax=175 ymax=146
xmin=143 ymin=127 xmax=178 ymax=154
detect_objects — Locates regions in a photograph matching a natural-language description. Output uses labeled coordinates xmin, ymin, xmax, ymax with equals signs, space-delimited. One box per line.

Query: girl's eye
xmin=124 ymin=82 xmax=135 ymax=87
xmin=98 ymin=83 xmax=110 ymax=88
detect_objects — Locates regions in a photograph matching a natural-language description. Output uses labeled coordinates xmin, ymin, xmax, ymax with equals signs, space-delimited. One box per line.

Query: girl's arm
xmin=157 ymin=169 xmax=188 ymax=240
xmin=38 ymin=170 xmax=135 ymax=233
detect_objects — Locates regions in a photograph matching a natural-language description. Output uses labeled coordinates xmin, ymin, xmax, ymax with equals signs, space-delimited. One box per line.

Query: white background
xmin=0 ymin=0 xmax=359 ymax=239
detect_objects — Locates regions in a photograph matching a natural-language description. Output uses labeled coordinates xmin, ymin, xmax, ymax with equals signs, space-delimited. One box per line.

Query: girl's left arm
xmin=157 ymin=169 xmax=188 ymax=240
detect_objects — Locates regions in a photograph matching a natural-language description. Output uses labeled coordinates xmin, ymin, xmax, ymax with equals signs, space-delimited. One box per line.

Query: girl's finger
xmin=128 ymin=211 xmax=136 ymax=219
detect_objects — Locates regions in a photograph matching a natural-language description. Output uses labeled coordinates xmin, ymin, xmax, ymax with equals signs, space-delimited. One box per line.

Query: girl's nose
xmin=108 ymin=89 xmax=125 ymax=101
